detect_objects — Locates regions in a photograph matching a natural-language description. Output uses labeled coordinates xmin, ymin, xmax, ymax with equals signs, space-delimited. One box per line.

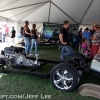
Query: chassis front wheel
xmin=50 ymin=63 xmax=79 ymax=92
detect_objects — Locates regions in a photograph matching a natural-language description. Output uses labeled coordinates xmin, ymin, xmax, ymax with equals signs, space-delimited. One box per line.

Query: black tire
xmin=21 ymin=50 xmax=26 ymax=56
xmin=1 ymin=50 xmax=4 ymax=55
xmin=50 ymin=63 xmax=79 ymax=92
xmin=68 ymin=54 xmax=85 ymax=61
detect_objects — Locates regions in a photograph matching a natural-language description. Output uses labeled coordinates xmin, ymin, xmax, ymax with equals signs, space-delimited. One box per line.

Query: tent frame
xmin=51 ymin=1 xmax=79 ymax=24
xmin=79 ymin=0 xmax=94 ymax=24
xmin=48 ymin=2 xmax=51 ymax=23
xmin=0 ymin=1 xmax=49 ymax=12
xmin=0 ymin=0 xmax=96 ymax=24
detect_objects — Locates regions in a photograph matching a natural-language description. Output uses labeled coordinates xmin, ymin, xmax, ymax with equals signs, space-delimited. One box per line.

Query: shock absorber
xmin=0 ymin=58 xmax=5 ymax=73
xmin=34 ymin=54 xmax=40 ymax=66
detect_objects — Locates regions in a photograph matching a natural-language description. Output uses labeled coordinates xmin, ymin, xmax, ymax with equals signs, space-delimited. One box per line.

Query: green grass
xmin=0 ymin=46 xmax=100 ymax=100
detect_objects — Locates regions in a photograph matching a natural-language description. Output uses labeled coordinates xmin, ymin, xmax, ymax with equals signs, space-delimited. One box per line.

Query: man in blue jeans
xmin=59 ymin=21 xmax=75 ymax=62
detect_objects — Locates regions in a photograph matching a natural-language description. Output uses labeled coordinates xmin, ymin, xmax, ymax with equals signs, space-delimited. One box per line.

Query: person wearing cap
xmin=24 ymin=21 xmax=33 ymax=54
xmin=90 ymin=22 xmax=100 ymax=58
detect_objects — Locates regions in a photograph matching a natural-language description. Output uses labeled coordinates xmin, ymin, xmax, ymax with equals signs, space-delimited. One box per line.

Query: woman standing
xmin=90 ymin=23 xmax=100 ymax=58
xmin=30 ymin=24 xmax=38 ymax=55
xmin=24 ymin=21 xmax=33 ymax=54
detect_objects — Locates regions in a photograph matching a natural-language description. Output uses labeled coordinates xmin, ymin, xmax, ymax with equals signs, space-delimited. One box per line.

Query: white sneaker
xmin=35 ymin=54 xmax=39 ymax=56
xmin=30 ymin=54 xmax=34 ymax=56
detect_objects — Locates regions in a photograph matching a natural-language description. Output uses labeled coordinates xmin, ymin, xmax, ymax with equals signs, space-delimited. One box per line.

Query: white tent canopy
xmin=0 ymin=0 xmax=99 ymax=24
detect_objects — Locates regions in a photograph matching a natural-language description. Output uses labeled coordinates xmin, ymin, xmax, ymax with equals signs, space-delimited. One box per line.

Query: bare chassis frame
xmin=0 ymin=57 xmax=60 ymax=78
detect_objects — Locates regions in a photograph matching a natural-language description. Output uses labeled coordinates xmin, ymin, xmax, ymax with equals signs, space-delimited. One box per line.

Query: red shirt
xmin=4 ymin=25 xmax=9 ymax=34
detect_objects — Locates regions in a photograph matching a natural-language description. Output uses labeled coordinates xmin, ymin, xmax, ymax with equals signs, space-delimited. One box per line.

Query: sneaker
xmin=35 ymin=54 xmax=39 ymax=56
xmin=26 ymin=53 xmax=29 ymax=55
xmin=30 ymin=54 xmax=34 ymax=56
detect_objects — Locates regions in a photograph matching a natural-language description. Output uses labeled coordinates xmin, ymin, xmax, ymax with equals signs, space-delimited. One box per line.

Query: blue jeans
xmin=2 ymin=34 xmax=5 ymax=42
xmin=24 ymin=37 xmax=31 ymax=54
xmin=30 ymin=39 xmax=38 ymax=54
xmin=60 ymin=45 xmax=75 ymax=60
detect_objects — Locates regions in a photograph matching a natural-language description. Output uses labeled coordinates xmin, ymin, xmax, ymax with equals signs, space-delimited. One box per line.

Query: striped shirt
xmin=92 ymin=30 xmax=100 ymax=44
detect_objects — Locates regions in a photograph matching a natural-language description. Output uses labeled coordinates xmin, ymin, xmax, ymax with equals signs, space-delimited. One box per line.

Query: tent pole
xmin=79 ymin=0 xmax=94 ymax=24
xmin=0 ymin=1 xmax=49 ymax=12
xmin=51 ymin=2 xmax=79 ymax=25
xmin=48 ymin=1 xmax=51 ymax=23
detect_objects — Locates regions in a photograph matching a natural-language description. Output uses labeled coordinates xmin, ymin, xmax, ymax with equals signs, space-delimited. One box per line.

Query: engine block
xmin=1 ymin=46 xmax=40 ymax=67
xmin=5 ymin=53 xmax=35 ymax=67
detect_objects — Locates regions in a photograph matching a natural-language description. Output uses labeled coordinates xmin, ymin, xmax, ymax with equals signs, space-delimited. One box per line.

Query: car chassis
xmin=0 ymin=47 xmax=60 ymax=78
xmin=0 ymin=46 xmax=100 ymax=92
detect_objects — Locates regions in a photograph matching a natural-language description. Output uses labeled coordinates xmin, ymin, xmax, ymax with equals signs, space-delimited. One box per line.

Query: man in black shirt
xmin=10 ymin=27 xmax=16 ymax=46
xmin=59 ymin=21 xmax=74 ymax=62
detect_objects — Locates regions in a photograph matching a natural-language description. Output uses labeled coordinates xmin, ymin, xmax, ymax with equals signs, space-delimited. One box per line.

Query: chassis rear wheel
xmin=68 ymin=54 xmax=87 ymax=68
xmin=50 ymin=63 xmax=79 ymax=92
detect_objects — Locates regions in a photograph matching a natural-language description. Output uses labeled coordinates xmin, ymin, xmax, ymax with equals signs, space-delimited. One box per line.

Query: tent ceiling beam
xmin=0 ymin=1 xmax=49 ymax=12
xmin=0 ymin=16 xmax=17 ymax=22
xmin=51 ymin=1 xmax=79 ymax=24
xmin=0 ymin=0 xmax=19 ymax=10
xmin=0 ymin=0 xmax=3 ymax=4
xmin=19 ymin=3 xmax=48 ymax=22
xmin=9 ymin=4 xmax=44 ymax=18
xmin=79 ymin=0 xmax=94 ymax=24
